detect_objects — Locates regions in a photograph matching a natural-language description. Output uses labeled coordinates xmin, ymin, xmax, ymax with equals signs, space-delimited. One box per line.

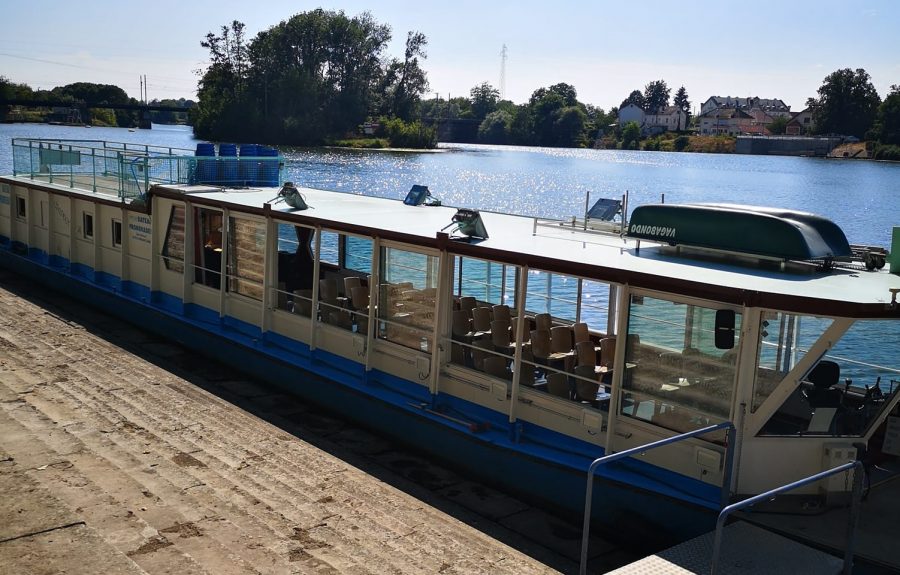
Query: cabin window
xmin=83 ymin=212 xmax=94 ymax=239
xmin=378 ymin=246 xmax=438 ymax=351
xmin=161 ymin=205 xmax=185 ymax=273
xmin=620 ymin=294 xmax=740 ymax=436
xmin=273 ymin=222 xmax=316 ymax=314
xmin=318 ymin=230 xmax=339 ymax=267
xmin=345 ymin=236 xmax=373 ymax=274
xmin=15 ymin=196 xmax=26 ymax=220
xmin=111 ymin=220 xmax=122 ymax=247
xmin=194 ymin=208 xmax=223 ymax=289
xmin=757 ymin=317 xmax=900 ymax=437
xmin=226 ymin=216 xmax=265 ymax=301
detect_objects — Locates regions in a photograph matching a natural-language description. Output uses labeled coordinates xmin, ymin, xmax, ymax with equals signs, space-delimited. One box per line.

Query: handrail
xmin=710 ymin=457 xmax=863 ymax=575
xmin=579 ymin=421 xmax=736 ymax=574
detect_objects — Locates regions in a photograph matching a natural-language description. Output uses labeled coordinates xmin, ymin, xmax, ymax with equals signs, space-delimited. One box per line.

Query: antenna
xmin=499 ymin=44 xmax=507 ymax=100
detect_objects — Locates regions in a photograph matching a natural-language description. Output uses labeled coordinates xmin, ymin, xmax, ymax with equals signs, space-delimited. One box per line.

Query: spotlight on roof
xmin=403 ymin=184 xmax=441 ymax=206
xmin=441 ymin=208 xmax=489 ymax=241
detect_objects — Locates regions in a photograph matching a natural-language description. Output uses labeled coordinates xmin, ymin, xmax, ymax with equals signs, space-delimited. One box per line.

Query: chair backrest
xmin=319 ymin=278 xmax=339 ymax=301
xmin=573 ymin=368 xmax=600 ymax=401
xmin=511 ymin=317 xmax=531 ymax=342
xmin=484 ymin=356 xmax=511 ymax=380
xmin=547 ymin=372 xmax=570 ymax=399
xmin=490 ymin=320 xmax=512 ymax=349
xmin=471 ymin=339 xmax=493 ymax=370
xmin=343 ymin=276 xmax=362 ymax=296
xmin=472 ymin=306 xmax=493 ymax=332
xmin=459 ymin=296 xmax=477 ymax=315
xmin=492 ymin=304 xmax=511 ymax=324
xmin=517 ymin=358 xmax=535 ymax=386
xmin=535 ymin=313 xmax=552 ymax=332
xmin=550 ymin=325 xmax=573 ymax=354
xmin=293 ymin=289 xmax=313 ymax=317
xmin=805 ymin=360 xmax=843 ymax=409
xmin=350 ymin=285 xmax=369 ymax=310
xmin=452 ymin=309 xmax=472 ymax=338
xmin=599 ymin=337 xmax=616 ymax=367
xmin=575 ymin=341 xmax=597 ymax=367
xmin=573 ymin=322 xmax=590 ymax=344
xmin=530 ymin=329 xmax=552 ymax=359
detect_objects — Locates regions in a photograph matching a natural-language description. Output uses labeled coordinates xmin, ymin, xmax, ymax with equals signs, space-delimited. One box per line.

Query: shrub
xmin=378 ymin=117 xmax=437 ymax=149
xmin=873 ymin=144 xmax=900 ymax=161
xmin=674 ymin=135 xmax=690 ymax=151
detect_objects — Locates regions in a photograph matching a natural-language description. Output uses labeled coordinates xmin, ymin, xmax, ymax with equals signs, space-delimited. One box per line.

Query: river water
xmin=2 ymin=123 xmax=898 ymax=246
xmin=1 ymin=123 xmax=899 ymax=387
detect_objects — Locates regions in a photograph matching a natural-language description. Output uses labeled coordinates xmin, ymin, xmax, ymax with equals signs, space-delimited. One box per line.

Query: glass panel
xmin=379 ymin=246 xmax=438 ymax=351
xmin=273 ymin=223 xmax=315 ymax=314
xmin=318 ymin=230 xmax=339 ymax=266
xmin=227 ymin=216 xmax=265 ymax=300
xmin=195 ymin=208 xmax=222 ymax=288
xmin=753 ymin=313 xmax=833 ymax=413
xmin=759 ymin=319 xmax=900 ymax=437
xmin=161 ymin=205 xmax=184 ymax=273
xmin=346 ymin=236 xmax=373 ymax=274
xmin=621 ymin=294 xmax=740 ymax=435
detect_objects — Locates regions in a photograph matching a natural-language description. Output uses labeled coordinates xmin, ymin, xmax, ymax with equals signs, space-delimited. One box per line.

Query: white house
xmin=617 ymin=104 xmax=687 ymax=134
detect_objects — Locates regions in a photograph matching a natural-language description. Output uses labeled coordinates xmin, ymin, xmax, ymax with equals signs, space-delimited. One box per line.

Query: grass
xmin=329 ymin=138 xmax=390 ymax=149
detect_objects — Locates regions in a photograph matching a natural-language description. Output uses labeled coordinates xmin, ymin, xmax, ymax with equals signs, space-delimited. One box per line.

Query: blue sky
xmin=1 ymin=0 xmax=898 ymax=112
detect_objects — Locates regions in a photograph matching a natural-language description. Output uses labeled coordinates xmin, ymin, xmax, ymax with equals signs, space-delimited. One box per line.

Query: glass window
xmin=621 ymin=294 xmax=740 ymax=435
xmin=227 ymin=216 xmax=265 ymax=300
xmin=379 ymin=246 xmax=438 ymax=351
xmin=161 ymin=205 xmax=185 ymax=273
xmin=195 ymin=208 xmax=223 ymax=289
xmin=758 ymin=318 xmax=900 ymax=437
xmin=16 ymin=196 xmax=26 ymax=219
xmin=111 ymin=220 xmax=122 ymax=247
xmin=318 ymin=230 xmax=339 ymax=266
xmin=345 ymin=236 xmax=373 ymax=274
xmin=83 ymin=212 xmax=94 ymax=239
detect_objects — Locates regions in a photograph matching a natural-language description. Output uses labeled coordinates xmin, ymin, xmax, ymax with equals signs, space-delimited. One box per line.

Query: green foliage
xmin=643 ymin=80 xmax=670 ymax=114
xmin=620 ymin=90 xmax=645 ymax=111
xmin=871 ymin=86 xmax=900 ymax=146
xmin=673 ymin=135 xmax=690 ymax=151
xmin=673 ymin=86 xmax=690 ymax=123
xmin=873 ymin=144 xmax=900 ymax=161
xmin=809 ymin=68 xmax=881 ymax=139
xmin=469 ymin=82 xmax=500 ymax=120
xmin=89 ymin=108 xmax=117 ymax=126
xmin=330 ymin=138 xmax=389 ymax=149
xmin=767 ymin=116 xmax=789 ymax=135
xmin=621 ymin=121 xmax=641 ymax=149
xmin=478 ymin=110 xmax=512 ymax=144
xmin=377 ymin=117 xmax=436 ymax=148
xmin=193 ymin=11 xmax=427 ymax=145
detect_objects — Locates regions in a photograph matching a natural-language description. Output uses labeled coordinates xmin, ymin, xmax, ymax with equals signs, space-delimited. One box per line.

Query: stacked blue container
xmin=218 ymin=143 xmax=238 ymax=186
xmin=195 ymin=143 xmax=216 ymax=184
xmin=257 ymin=146 xmax=280 ymax=187
xmin=239 ymin=144 xmax=259 ymax=186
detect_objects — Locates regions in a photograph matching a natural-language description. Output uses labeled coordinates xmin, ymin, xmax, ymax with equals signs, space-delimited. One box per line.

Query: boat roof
xmin=150 ymin=183 xmax=900 ymax=319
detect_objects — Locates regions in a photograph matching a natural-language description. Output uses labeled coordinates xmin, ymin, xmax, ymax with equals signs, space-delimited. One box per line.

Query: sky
xmin=1 ymin=0 xmax=898 ymax=113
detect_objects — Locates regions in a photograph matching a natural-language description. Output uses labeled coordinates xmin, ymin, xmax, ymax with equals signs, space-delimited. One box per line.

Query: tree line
xmin=0 ymin=76 xmax=194 ymax=126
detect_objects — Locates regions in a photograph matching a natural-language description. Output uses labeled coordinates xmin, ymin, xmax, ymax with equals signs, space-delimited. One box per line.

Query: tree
xmin=809 ymin=68 xmax=881 ymax=138
xmin=871 ymin=85 xmax=900 ymax=145
xmin=673 ymin=86 xmax=690 ymax=126
xmin=643 ymin=80 xmax=670 ymax=114
xmin=478 ymin=110 xmax=512 ymax=144
xmin=767 ymin=116 xmax=789 ymax=135
xmin=384 ymin=31 xmax=429 ymax=121
xmin=469 ymin=82 xmax=500 ymax=120
xmin=554 ymin=106 xmax=587 ymax=147
xmin=620 ymin=90 xmax=645 ymax=111
xmin=621 ymin=121 xmax=641 ymax=149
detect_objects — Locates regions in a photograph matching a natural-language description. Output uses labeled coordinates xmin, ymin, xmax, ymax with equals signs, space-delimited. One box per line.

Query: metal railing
xmin=579 ymin=421 xmax=736 ymax=575
xmin=710 ymin=458 xmax=863 ymax=575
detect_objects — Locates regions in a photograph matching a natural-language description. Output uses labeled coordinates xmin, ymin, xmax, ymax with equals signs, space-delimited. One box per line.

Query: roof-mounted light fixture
xmin=441 ymin=208 xmax=488 ymax=241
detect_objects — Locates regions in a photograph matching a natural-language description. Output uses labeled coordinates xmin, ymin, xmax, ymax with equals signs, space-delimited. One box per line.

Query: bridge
xmin=0 ymin=98 xmax=190 ymax=113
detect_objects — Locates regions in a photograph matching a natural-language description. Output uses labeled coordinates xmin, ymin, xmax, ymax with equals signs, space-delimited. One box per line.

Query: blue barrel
xmin=218 ymin=143 xmax=238 ymax=186
xmin=257 ymin=146 xmax=280 ymax=187
xmin=195 ymin=143 xmax=216 ymax=184
xmin=239 ymin=144 xmax=259 ymax=186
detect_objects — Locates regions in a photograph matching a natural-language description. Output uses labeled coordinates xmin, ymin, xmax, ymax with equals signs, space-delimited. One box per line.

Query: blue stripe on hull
xmin=0 ymin=245 xmax=719 ymax=548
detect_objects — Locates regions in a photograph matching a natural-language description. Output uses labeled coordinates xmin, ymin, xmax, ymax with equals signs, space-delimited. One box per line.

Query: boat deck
xmin=608 ymin=521 xmax=843 ymax=574
xmin=0 ymin=272 xmax=563 ymax=575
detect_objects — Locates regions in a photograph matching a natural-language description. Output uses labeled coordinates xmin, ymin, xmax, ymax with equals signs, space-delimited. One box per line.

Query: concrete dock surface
xmin=0 ymin=269 xmax=635 ymax=574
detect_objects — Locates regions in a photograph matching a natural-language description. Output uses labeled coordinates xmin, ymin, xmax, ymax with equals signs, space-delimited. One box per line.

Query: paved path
xmin=0 ymin=269 xmax=636 ymax=574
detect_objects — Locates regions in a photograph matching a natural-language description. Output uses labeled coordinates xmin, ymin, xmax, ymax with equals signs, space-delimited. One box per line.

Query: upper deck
xmin=150 ymin=181 xmax=900 ymax=319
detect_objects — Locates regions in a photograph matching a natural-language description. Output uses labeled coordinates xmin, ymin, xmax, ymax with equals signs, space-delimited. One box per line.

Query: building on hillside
xmin=785 ymin=109 xmax=815 ymax=135
xmin=700 ymin=96 xmax=791 ymax=116
xmin=698 ymin=108 xmax=754 ymax=135
xmin=617 ymin=104 xmax=688 ymax=134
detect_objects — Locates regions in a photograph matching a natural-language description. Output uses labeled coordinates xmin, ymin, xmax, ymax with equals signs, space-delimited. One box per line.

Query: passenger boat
xmin=2 ymin=138 xmax=900 ymax=550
